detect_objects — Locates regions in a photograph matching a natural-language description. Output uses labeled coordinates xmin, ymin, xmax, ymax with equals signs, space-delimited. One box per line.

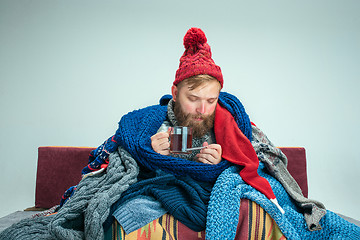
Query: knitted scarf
xmin=82 ymin=92 xmax=253 ymax=183
xmin=61 ymin=91 xmax=259 ymax=209
xmin=81 ymin=92 xmax=276 ymax=200
xmin=215 ymin=93 xmax=276 ymax=201
xmin=71 ymin=91 xmax=278 ymax=220
xmin=0 ymin=147 xmax=139 ymax=240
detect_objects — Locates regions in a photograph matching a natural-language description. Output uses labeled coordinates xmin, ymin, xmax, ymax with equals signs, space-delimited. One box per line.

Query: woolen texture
xmin=112 ymin=195 xmax=166 ymax=234
xmin=215 ymin=103 xmax=276 ymax=200
xmin=206 ymin=165 xmax=360 ymax=240
xmin=112 ymin=92 xmax=252 ymax=182
xmin=62 ymin=92 xmax=252 ymax=207
xmin=108 ymin=170 xmax=213 ymax=232
xmin=0 ymin=147 xmax=139 ymax=240
xmin=251 ymin=124 xmax=326 ymax=231
xmin=174 ymin=27 xmax=223 ymax=87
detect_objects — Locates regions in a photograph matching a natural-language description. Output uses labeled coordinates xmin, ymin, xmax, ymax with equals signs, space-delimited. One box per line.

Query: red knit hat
xmin=174 ymin=28 xmax=223 ymax=88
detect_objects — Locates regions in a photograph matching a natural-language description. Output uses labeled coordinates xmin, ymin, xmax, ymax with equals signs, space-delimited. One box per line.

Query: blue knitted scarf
xmin=82 ymin=91 xmax=252 ymax=183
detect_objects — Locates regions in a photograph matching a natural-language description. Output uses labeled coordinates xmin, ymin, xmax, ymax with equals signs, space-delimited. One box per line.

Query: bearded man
xmin=151 ymin=74 xmax=222 ymax=165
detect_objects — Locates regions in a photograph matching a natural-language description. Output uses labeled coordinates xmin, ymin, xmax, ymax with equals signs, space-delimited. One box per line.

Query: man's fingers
xmin=200 ymin=148 xmax=219 ymax=159
xmin=196 ymin=153 xmax=216 ymax=165
xmin=152 ymin=138 xmax=170 ymax=151
xmin=151 ymin=131 xmax=171 ymax=155
xmin=159 ymin=139 xmax=170 ymax=149
xmin=197 ymin=157 xmax=213 ymax=165
xmin=205 ymin=144 xmax=222 ymax=154
xmin=151 ymin=131 xmax=170 ymax=141
xmin=197 ymin=143 xmax=222 ymax=164
xmin=159 ymin=149 xmax=170 ymax=155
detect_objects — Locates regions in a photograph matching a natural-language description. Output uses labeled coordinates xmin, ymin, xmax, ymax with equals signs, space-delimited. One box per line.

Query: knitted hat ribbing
xmin=174 ymin=28 xmax=223 ymax=88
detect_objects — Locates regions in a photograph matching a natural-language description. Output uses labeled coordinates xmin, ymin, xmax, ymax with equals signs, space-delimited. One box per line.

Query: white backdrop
xmin=1 ymin=0 xmax=359 ymax=220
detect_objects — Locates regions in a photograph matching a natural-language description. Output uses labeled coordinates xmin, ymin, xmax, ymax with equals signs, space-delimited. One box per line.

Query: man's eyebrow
xmin=188 ymin=94 xmax=218 ymax=100
xmin=208 ymin=96 xmax=219 ymax=99
xmin=187 ymin=93 xmax=199 ymax=98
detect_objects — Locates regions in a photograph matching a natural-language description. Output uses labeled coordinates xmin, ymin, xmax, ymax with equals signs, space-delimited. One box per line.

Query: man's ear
xmin=171 ymin=85 xmax=178 ymax=102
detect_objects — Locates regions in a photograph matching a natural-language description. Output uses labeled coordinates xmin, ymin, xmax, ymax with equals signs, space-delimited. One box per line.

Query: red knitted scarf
xmin=214 ymin=103 xmax=276 ymax=200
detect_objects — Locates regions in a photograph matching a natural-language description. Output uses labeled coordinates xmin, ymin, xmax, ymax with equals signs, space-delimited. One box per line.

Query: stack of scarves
xmin=62 ymin=92 xmax=255 ymax=207
xmin=59 ymin=91 xmax=280 ymax=232
xmin=82 ymin=92 xmax=250 ymax=182
xmin=76 ymin=92 xmax=276 ymax=202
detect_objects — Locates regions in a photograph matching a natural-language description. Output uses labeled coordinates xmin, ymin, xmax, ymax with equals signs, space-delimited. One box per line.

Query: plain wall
xmin=1 ymin=0 xmax=359 ymax=220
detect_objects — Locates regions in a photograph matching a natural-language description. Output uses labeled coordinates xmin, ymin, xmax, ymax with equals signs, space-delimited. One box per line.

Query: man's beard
xmin=174 ymin=100 xmax=215 ymax=138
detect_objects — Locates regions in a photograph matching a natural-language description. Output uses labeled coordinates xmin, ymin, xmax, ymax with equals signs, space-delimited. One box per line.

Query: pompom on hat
xmin=174 ymin=28 xmax=223 ymax=88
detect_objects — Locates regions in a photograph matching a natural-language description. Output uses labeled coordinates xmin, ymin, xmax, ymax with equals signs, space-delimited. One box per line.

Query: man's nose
xmin=197 ymin=102 xmax=206 ymax=114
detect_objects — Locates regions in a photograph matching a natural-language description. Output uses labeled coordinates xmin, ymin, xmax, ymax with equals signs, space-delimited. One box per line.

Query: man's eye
xmin=208 ymin=99 xmax=216 ymax=104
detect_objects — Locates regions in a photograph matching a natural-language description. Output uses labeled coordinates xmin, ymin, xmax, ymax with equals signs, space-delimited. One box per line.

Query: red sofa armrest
xmin=34 ymin=146 xmax=308 ymax=208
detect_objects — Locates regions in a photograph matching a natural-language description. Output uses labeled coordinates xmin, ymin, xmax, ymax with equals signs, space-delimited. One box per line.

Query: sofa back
xmin=35 ymin=146 xmax=308 ymax=209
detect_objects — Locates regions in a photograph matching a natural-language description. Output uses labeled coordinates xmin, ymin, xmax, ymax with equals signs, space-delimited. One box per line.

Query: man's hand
xmin=151 ymin=128 xmax=171 ymax=155
xmin=196 ymin=142 xmax=222 ymax=165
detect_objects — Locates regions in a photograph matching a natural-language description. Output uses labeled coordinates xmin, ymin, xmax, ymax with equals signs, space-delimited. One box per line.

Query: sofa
xmin=1 ymin=146 xmax=359 ymax=235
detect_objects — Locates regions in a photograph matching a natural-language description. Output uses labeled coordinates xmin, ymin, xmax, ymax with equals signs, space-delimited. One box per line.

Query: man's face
xmin=171 ymin=80 xmax=221 ymax=138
